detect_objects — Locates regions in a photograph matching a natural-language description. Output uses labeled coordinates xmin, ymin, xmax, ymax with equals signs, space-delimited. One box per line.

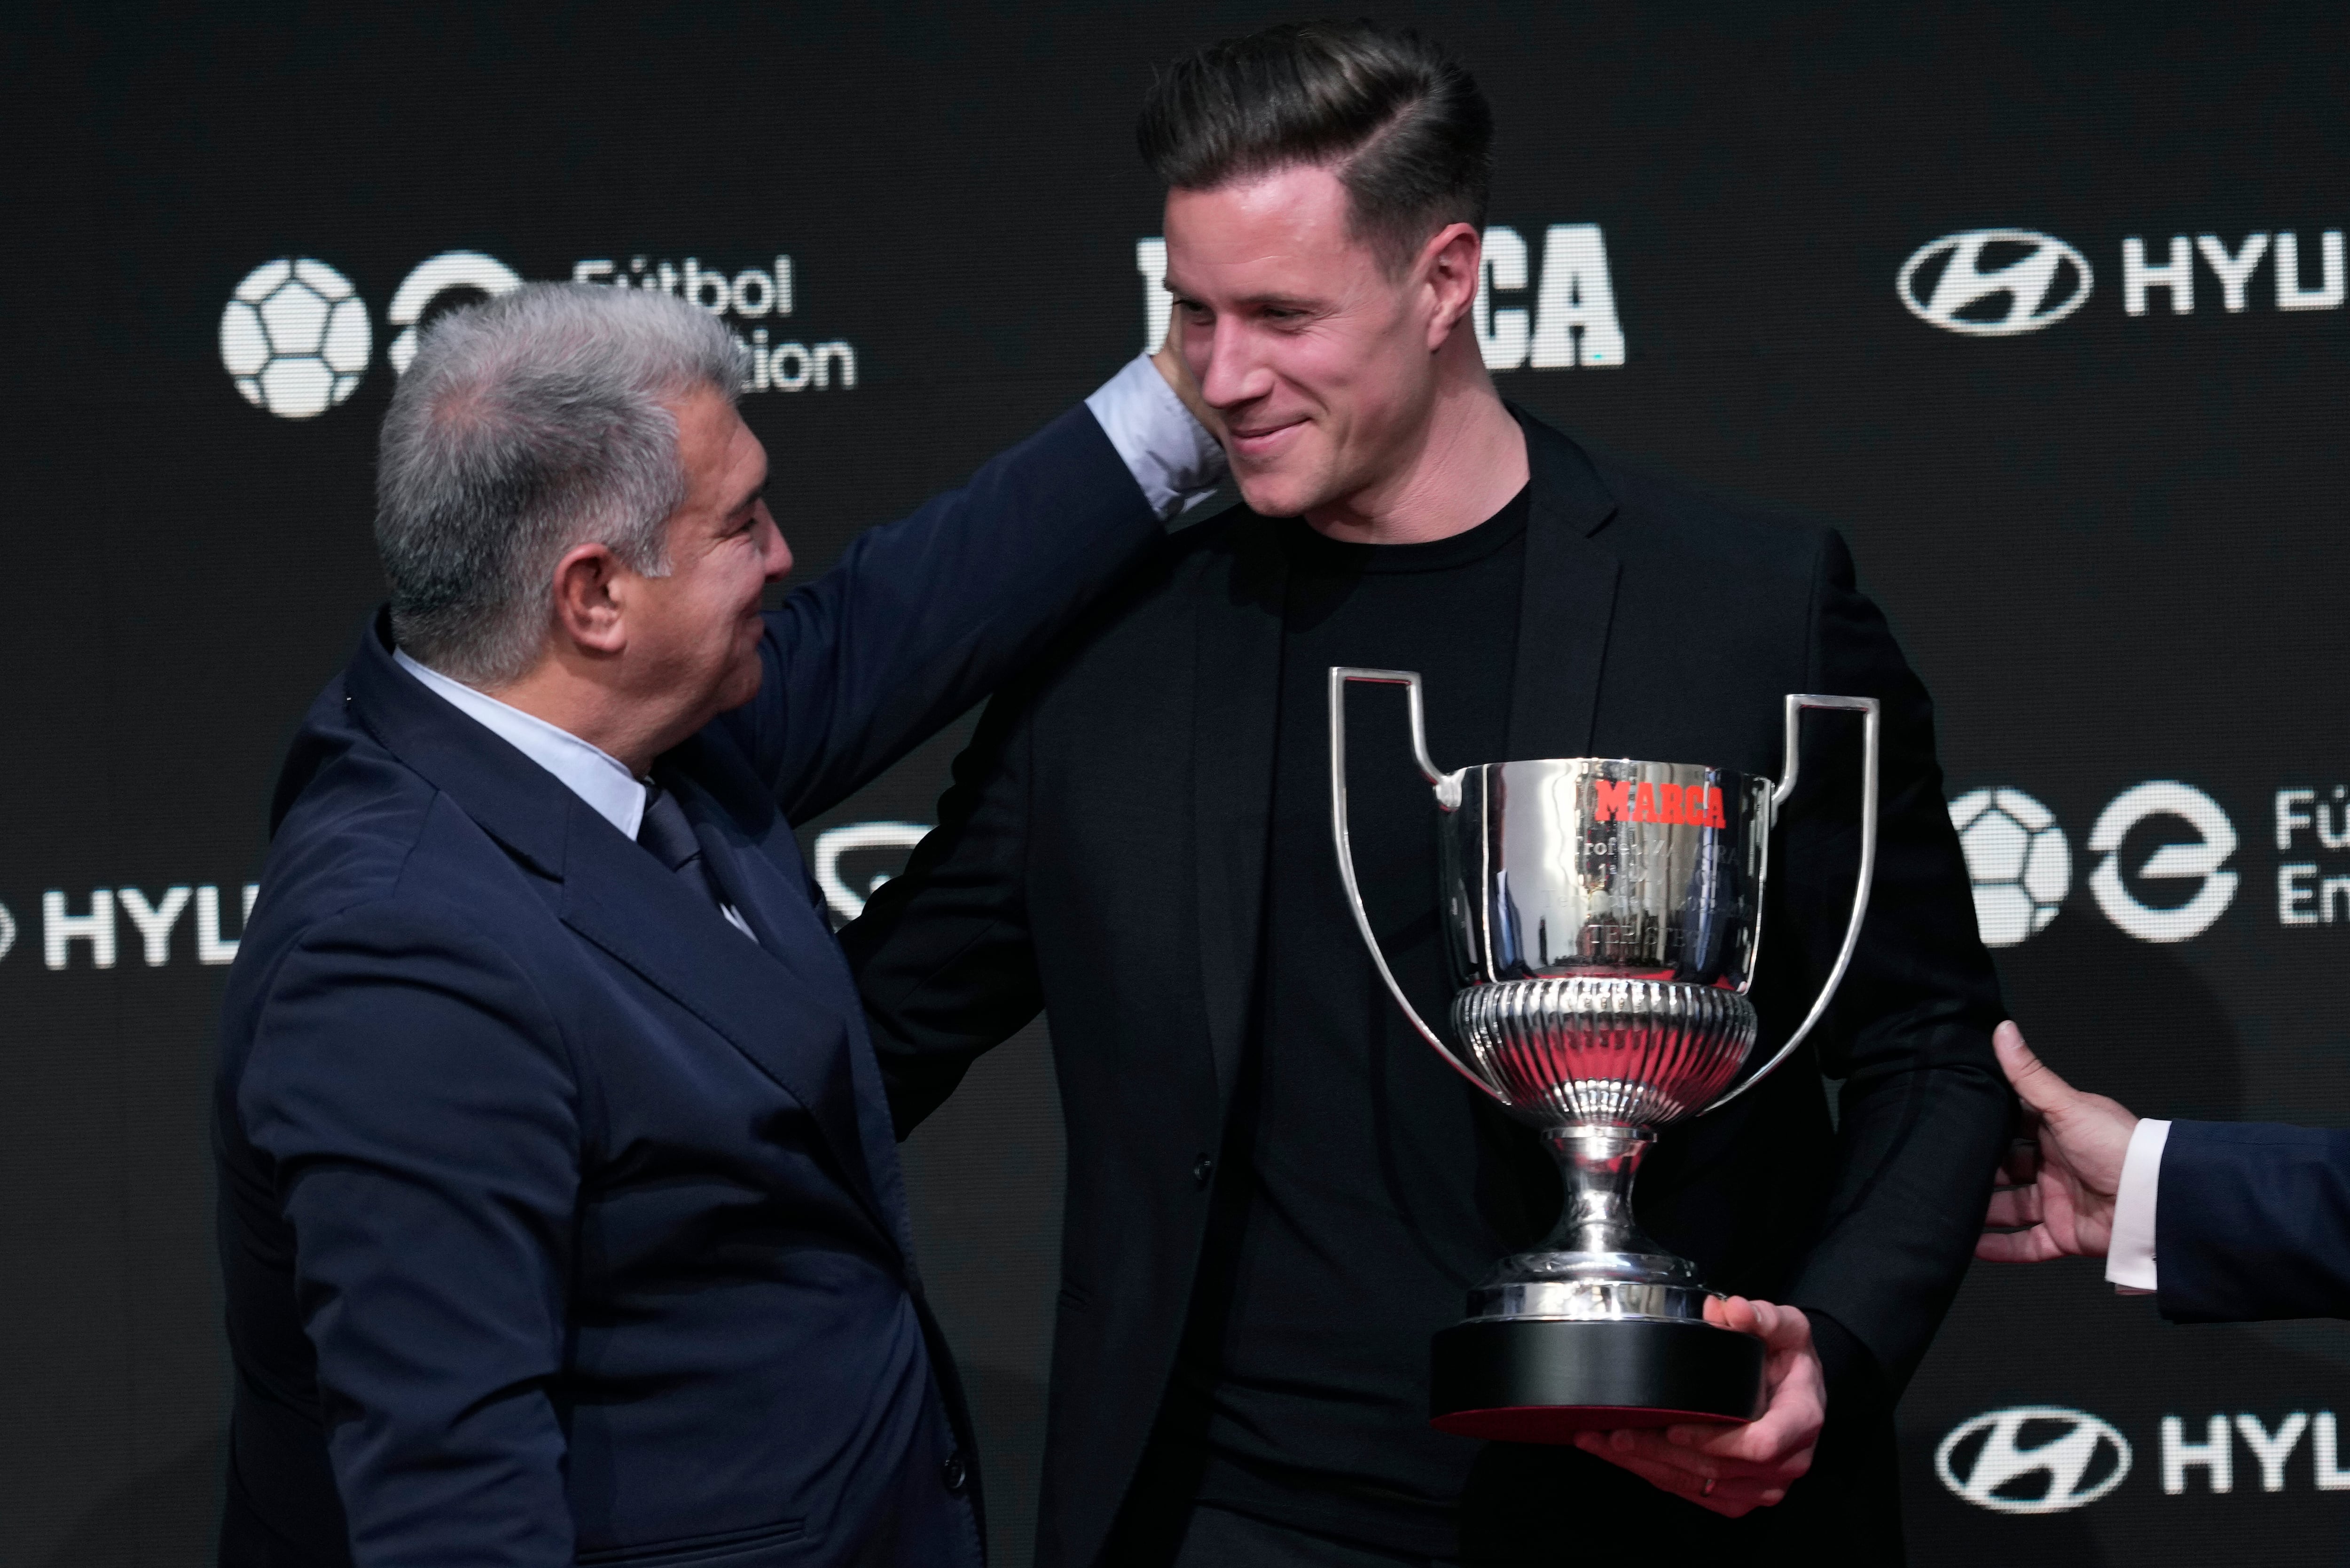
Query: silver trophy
xmin=1329 ymin=668 xmax=1878 ymax=1438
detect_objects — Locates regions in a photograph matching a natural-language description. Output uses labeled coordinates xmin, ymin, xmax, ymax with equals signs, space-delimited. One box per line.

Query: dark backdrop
xmin=5 ymin=3 xmax=2347 ymax=1562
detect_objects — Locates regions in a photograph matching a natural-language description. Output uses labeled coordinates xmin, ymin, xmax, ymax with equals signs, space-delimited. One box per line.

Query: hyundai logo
xmin=1936 ymin=1405 xmax=2131 ymax=1514
xmin=1899 ymin=229 xmax=2093 ymax=336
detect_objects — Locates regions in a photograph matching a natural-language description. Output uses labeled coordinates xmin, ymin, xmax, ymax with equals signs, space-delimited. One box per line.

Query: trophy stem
xmin=1467 ymin=1122 xmax=1700 ymax=1311
xmin=1538 ymin=1123 xmax=1664 ymax=1259
xmin=1436 ymin=1118 xmax=1764 ymax=1435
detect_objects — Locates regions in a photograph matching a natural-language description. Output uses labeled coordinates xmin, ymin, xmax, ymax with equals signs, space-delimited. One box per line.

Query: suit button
xmin=1192 ymin=1155 xmax=1214 ymax=1189
xmin=941 ymin=1451 xmax=969 ymax=1494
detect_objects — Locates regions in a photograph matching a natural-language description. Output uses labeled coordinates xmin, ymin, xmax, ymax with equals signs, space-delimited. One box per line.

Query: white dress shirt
xmin=2106 ymin=1116 xmax=2171 ymax=1294
xmin=392 ymin=354 xmax=1224 ymax=941
xmin=1085 ymin=351 xmax=1228 ymax=519
xmin=394 ymin=647 xmax=761 ymax=940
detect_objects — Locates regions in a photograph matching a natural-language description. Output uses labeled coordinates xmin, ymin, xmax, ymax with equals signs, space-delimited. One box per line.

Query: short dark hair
xmin=1138 ymin=20 xmax=1493 ymax=273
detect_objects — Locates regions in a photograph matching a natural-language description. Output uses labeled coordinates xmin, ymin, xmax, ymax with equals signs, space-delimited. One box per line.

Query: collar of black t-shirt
xmin=1276 ymin=484 xmax=1531 ymax=576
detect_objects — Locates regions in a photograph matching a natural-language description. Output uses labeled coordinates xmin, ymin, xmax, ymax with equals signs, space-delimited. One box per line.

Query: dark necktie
xmin=638 ymin=782 xmax=724 ymax=911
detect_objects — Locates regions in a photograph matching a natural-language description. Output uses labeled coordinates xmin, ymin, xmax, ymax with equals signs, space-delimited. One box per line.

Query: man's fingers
xmin=2000 ymin=1137 xmax=2043 ymax=1184
xmin=1588 ymin=1447 xmax=1703 ymax=1492
xmin=1641 ymin=1415 xmax=1816 ymax=1474
xmin=1994 ymin=1020 xmax=2078 ymax=1118
xmin=1579 ymin=1435 xmax=1724 ymax=1489
xmin=1976 ymin=1225 xmax=2068 ymax=1264
xmin=1716 ymin=1408 xmax=1818 ymax=1471
xmin=1729 ymin=1297 xmax=1810 ymax=1356
xmin=1703 ymin=1293 xmax=1758 ymax=1336
xmin=1982 ymin=1184 xmax=2044 ymax=1228
xmin=1683 ymin=1389 xmax=1817 ymax=1466
xmin=1671 ymin=1420 xmax=1775 ymax=1464
xmin=1705 ymin=1294 xmax=1805 ymax=1349
xmin=1149 ymin=330 xmax=1223 ymax=440
xmin=1575 ymin=1437 xmax=1785 ymax=1517
xmin=1592 ymin=1427 xmax=1722 ymax=1477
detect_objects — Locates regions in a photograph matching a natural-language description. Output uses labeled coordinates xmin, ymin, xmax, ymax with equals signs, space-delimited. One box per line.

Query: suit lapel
xmin=340 ymin=614 xmax=900 ymax=1255
xmin=1507 ymin=412 xmax=1625 ymax=760
xmin=653 ymin=743 xmax=826 ymax=967
xmin=557 ymin=782 xmax=898 ymax=1250
xmin=655 ymin=750 xmax=922 ymax=1264
xmin=1191 ymin=521 xmax=1288 ymax=1105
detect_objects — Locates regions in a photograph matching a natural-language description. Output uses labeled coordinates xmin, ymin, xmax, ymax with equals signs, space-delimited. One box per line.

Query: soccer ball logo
xmin=219 ymin=259 xmax=371 ymax=418
xmin=1948 ymin=788 xmax=2072 ymax=948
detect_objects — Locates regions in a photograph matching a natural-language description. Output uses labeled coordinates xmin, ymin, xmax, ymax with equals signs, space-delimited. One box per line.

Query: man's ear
xmin=550 ymin=541 xmax=628 ymax=656
xmin=1419 ymin=221 xmax=1485 ymax=349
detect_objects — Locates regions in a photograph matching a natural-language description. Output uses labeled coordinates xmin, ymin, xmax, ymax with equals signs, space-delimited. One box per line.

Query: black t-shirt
xmin=1173 ymin=486 xmax=1562 ymax=1555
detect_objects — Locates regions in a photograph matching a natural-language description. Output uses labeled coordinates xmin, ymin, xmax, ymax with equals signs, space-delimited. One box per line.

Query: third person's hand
xmin=1976 ymin=1020 xmax=2137 ymax=1262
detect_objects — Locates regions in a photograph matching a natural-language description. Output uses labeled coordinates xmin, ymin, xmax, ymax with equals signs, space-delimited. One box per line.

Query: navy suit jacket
xmin=2158 ymin=1120 xmax=2350 ymax=1323
xmin=214 ymin=407 xmax=1162 ymax=1568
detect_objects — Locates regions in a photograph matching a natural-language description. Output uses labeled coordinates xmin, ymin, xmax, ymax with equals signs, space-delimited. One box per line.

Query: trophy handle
xmin=1699 ymin=693 xmax=1880 ymax=1115
xmin=1328 ymin=667 xmax=1512 ymax=1109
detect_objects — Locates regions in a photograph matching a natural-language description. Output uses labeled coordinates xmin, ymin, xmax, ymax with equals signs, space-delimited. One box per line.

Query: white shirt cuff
xmin=2106 ymin=1117 xmax=2170 ymax=1294
xmin=1084 ymin=352 xmax=1227 ymax=521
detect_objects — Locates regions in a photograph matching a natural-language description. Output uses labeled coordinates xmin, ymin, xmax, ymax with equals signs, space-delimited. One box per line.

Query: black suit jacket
xmin=215 ymin=407 xmax=1159 ymax=1568
xmin=844 ymin=412 xmax=2011 ymax=1564
xmin=2158 ymin=1121 xmax=2350 ymax=1322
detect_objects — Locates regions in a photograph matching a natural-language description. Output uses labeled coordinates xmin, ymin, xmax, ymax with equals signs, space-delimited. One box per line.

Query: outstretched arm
xmin=729 ymin=353 xmax=1222 ymax=826
xmin=1977 ymin=1021 xmax=2350 ymax=1322
xmin=2156 ymin=1121 xmax=2350 ymax=1322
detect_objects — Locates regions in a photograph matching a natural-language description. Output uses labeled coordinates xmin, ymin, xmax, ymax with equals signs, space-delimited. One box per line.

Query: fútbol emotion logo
xmin=1899 ymin=229 xmax=2094 ymax=337
xmin=220 ymin=249 xmax=852 ymax=418
xmin=220 ymin=251 xmax=514 ymax=420
xmin=1949 ymin=787 xmax=2073 ymax=948
xmin=219 ymin=259 xmax=376 ymax=418
xmin=1945 ymin=779 xmax=2244 ymax=948
xmin=1938 ymin=1405 xmax=2132 ymax=1515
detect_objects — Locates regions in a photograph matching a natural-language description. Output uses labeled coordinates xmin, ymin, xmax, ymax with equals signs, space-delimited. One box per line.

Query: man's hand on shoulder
xmin=1977 ymin=1020 xmax=2136 ymax=1263
xmin=1573 ymin=1295 xmax=1823 ymax=1517
xmin=1151 ymin=325 xmax=1224 ymax=444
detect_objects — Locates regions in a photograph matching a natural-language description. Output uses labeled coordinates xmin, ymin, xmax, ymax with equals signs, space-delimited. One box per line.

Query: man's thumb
xmin=1994 ymin=1020 xmax=2075 ymax=1114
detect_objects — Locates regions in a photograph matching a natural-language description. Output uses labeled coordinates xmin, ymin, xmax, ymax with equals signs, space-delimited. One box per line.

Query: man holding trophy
xmin=846 ymin=21 xmax=2008 ymax=1564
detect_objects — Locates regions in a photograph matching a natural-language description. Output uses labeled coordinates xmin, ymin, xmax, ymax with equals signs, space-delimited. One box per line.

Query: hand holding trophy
xmin=1329 ymin=668 xmax=1878 ymax=1439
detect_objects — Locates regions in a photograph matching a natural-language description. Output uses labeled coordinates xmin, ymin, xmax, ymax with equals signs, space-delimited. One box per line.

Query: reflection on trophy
xmin=1328 ymin=668 xmax=1879 ymax=1439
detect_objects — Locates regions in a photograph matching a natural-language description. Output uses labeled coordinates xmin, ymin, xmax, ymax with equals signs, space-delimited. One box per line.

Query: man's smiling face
xmin=1164 ymin=162 xmax=1444 ymax=520
xmin=622 ymin=386 xmax=792 ymax=735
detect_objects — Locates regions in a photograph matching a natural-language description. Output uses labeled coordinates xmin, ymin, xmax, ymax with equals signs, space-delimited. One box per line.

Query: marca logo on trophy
xmin=1330 ymin=669 xmax=1878 ymax=1435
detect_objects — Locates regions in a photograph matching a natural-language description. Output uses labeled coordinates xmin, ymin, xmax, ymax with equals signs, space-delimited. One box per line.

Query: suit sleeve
xmin=2157 ymin=1120 xmax=2350 ymax=1322
xmin=719 ymin=405 xmax=1162 ymax=825
xmin=1774 ymin=530 xmax=2013 ymax=1408
xmin=838 ymin=680 xmax=1044 ymax=1137
xmin=236 ymin=903 xmax=580 ymax=1568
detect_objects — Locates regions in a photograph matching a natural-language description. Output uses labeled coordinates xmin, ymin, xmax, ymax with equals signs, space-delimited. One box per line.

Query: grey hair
xmin=375 ymin=282 xmax=743 ymax=685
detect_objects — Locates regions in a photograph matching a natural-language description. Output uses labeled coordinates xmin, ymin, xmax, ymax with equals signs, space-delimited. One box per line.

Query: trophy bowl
xmin=1330 ymin=668 xmax=1879 ymax=1441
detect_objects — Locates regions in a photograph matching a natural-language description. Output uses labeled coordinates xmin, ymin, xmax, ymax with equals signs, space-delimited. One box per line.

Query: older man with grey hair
xmin=214 ymin=282 xmax=1222 ymax=1568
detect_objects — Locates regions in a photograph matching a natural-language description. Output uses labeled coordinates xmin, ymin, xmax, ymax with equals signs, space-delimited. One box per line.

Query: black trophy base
xmin=1429 ymin=1316 xmax=1766 ymax=1443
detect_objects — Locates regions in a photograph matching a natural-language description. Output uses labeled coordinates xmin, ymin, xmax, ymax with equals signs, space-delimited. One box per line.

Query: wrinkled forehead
xmin=670 ymin=387 xmax=768 ymax=513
